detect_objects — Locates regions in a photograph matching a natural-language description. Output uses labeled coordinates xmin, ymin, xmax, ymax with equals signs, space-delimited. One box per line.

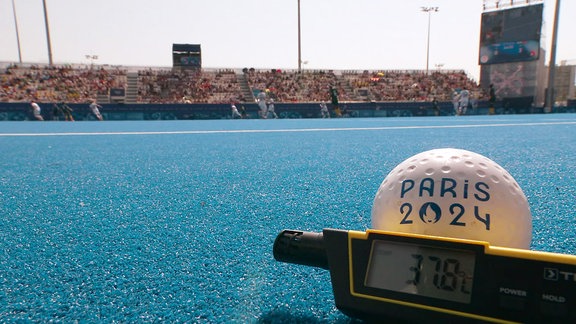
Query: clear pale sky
xmin=1 ymin=0 xmax=575 ymax=82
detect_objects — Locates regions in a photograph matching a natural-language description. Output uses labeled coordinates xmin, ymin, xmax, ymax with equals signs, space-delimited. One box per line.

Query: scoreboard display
xmin=172 ymin=44 xmax=201 ymax=68
xmin=479 ymin=4 xmax=543 ymax=65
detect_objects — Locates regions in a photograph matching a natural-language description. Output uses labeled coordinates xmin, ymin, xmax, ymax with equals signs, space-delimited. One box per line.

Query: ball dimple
xmin=372 ymin=148 xmax=532 ymax=249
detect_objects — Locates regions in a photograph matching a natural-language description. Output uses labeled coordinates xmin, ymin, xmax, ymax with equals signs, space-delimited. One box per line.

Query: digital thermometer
xmin=273 ymin=229 xmax=576 ymax=323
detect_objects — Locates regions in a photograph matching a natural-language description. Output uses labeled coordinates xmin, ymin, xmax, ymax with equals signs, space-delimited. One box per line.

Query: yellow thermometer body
xmin=273 ymin=229 xmax=576 ymax=323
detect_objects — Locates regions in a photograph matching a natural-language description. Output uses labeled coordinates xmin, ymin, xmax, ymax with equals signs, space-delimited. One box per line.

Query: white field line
xmin=1 ymin=121 xmax=576 ymax=137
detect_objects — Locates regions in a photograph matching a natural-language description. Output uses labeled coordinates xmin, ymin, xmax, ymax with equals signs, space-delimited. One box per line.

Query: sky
xmin=1 ymin=0 xmax=575 ymax=82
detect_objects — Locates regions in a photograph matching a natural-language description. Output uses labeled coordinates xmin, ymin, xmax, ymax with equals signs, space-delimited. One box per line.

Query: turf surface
xmin=1 ymin=115 xmax=575 ymax=322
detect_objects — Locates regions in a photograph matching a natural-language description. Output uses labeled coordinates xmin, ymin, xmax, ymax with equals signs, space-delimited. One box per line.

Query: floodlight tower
xmin=421 ymin=7 xmax=439 ymax=75
xmin=85 ymin=55 xmax=99 ymax=68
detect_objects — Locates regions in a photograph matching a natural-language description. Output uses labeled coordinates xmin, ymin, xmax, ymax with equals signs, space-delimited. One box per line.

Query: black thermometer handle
xmin=273 ymin=230 xmax=328 ymax=269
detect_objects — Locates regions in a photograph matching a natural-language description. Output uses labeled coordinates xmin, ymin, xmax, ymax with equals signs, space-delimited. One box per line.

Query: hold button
xmin=540 ymin=294 xmax=568 ymax=317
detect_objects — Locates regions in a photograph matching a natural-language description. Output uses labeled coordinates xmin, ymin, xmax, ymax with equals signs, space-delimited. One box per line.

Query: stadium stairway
xmin=238 ymin=73 xmax=255 ymax=102
xmin=125 ymin=72 xmax=139 ymax=104
xmin=337 ymin=75 xmax=359 ymax=101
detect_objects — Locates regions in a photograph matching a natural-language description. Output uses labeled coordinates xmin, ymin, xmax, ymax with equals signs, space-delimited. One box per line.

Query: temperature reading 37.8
xmin=365 ymin=240 xmax=476 ymax=304
xmin=408 ymin=254 xmax=472 ymax=295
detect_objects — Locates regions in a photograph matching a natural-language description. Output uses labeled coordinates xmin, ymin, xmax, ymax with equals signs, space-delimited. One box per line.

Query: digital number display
xmin=365 ymin=240 xmax=476 ymax=304
xmin=478 ymin=4 xmax=543 ymax=65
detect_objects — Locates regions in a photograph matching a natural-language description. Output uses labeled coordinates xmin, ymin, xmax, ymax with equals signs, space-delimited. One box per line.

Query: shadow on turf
xmin=257 ymin=309 xmax=361 ymax=324
xmin=257 ymin=309 xmax=424 ymax=323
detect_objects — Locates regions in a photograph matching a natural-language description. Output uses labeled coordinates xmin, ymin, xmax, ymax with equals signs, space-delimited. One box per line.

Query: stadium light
xmin=421 ymin=6 xmax=439 ymax=75
xmin=85 ymin=55 xmax=99 ymax=67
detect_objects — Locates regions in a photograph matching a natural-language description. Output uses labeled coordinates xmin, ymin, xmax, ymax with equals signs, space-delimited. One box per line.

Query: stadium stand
xmin=341 ymin=70 xmax=483 ymax=102
xmin=136 ymin=68 xmax=245 ymax=104
xmin=1 ymin=63 xmax=486 ymax=104
xmin=0 ymin=64 xmax=126 ymax=103
xmin=243 ymin=68 xmax=353 ymax=102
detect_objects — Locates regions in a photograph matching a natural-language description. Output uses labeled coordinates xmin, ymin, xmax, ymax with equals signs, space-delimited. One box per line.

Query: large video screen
xmin=172 ymin=44 xmax=202 ymax=68
xmin=479 ymin=4 xmax=543 ymax=65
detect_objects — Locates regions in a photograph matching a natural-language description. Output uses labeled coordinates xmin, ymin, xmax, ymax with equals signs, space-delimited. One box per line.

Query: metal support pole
xmin=426 ymin=11 xmax=431 ymax=74
xmin=11 ymin=0 xmax=23 ymax=64
xmin=545 ymin=0 xmax=560 ymax=112
xmin=297 ymin=0 xmax=302 ymax=72
xmin=42 ymin=0 xmax=54 ymax=65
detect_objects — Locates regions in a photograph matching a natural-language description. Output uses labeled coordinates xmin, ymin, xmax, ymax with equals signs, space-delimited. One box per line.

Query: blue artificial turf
xmin=1 ymin=114 xmax=576 ymax=322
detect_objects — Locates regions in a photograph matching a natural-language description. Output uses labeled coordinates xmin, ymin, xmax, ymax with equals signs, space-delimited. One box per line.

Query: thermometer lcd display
xmin=365 ymin=240 xmax=476 ymax=304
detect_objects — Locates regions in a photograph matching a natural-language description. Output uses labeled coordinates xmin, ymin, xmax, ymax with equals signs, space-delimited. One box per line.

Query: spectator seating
xmin=137 ymin=69 xmax=245 ymax=104
xmin=0 ymin=64 xmax=126 ymax=103
xmin=243 ymin=68 xmax=353 ymax=103
xmin=1 ymin=63 xmax=484 ymax=104
xmin=340 ymin=70 xmax=485 ymax=102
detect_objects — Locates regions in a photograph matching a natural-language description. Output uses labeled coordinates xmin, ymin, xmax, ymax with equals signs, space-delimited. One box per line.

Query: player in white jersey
xmin=451 ymin=90 xmax=460 ymax=116
xmin=320 ymin=102 xmax=330 ymax=118
xmin=257 ymin=91 xmax=267 ymax=119
xmin=267 ymin=99 xmax=278 ymax=119
xmin=30 ymin=101 xmax=44 ymax=121
xmin=458 ymin=89 xmax=470 ymax=116
xmin=89 ymin=100 xmax=104 ymax=121
xmin=231 ymin=104 xmax=242 ymax=119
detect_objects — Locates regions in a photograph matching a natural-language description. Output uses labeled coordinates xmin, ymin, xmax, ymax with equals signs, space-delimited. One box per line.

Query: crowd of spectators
xmin=243 ymin=68 xmax=352 ymax=103
xmin=137 ymin=68 xmax=245 ymax=104
xmin=341 ymin=70 xmax=484 ymax=102
xmin=1 ymin=64 xmax=483 ymax=104
xmin=0 ymin=64 xmax=126 ymax=103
